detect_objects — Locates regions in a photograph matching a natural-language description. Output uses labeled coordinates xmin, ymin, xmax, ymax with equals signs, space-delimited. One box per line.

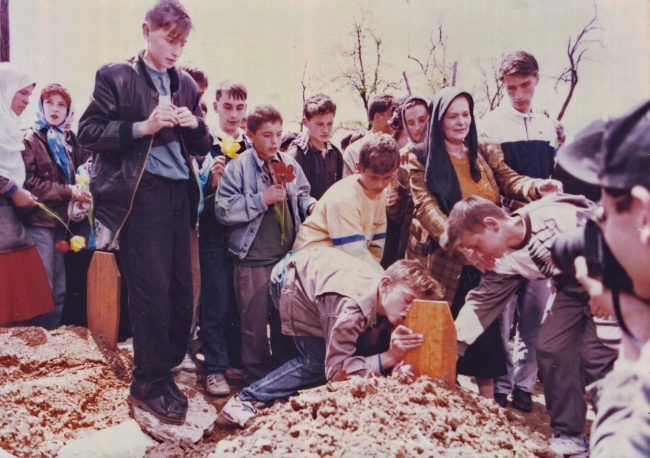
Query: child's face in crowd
xmin=457 ymin=219 xmax=509 ymax=263
xmin=64 ymin=112 xmax=74 ymax=133
xmin=304 ymin=113 xmax=334 ymax=146
xmin=214 ymin=93 xmax=247 ymax=136
xmin=504 ymin=73 xmax=539 ymax=114
xmin=143 ymin=23 xmax=189 ymax=70
xmin=379 ymin=280 xmax=418 ymax=326
xmin=357 ymin=167 xmax=394 ymax=197
xmin=404 ymin=103 xmax=428 ymax=143
xmin=43 ymin=94 xmax=68 ymax=127
xmin=11 ymin=84 xmax=34 ymax=116
xmin=442 ymin=96 xmax=471 ymax=145
xmin=248 ymin=121 xmax=283 ymax=161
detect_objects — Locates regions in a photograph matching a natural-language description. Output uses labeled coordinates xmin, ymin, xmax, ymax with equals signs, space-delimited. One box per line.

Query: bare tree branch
xmin=555 ymin=4 xmax=603 ymax=120
xmin=330 ymin=7 xmax=400 ymax=122
xmin=406 ymin=21 xmax=453 ymax=93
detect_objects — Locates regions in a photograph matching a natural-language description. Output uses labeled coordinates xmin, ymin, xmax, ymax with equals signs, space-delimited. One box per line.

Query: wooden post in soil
xmin=403 ymin=300 xmax=456 ymax=390
xmin=0 ymin=0 xmax=10 ymax=62
xmin=87 ymin=252 xmax=121 ymax=348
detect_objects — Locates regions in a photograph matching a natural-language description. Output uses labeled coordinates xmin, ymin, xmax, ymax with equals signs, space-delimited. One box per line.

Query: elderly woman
xmin=406 ymin=87 xmax=560 ymax=398
xmin=0 ymin=64 xmax=54 ymax=325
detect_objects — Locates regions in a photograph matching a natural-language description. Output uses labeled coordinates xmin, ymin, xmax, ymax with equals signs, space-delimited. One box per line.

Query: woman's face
xmin=442 ymin=96 xmax=471 ymax=144
xmin=11 ymin=84 xmax=35 ymax=116
xmin=43 ymin=94 xmax=68 ymax=127
xmin=404 ymin=103 xmax=428 ymax=142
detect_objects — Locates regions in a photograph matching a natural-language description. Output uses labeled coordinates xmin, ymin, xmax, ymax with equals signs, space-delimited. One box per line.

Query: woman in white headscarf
xmin=0 ymin=63 xmax=54 ymax=325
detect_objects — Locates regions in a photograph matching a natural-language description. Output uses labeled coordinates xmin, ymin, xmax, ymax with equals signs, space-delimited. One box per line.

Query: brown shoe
xmin=127 ymin=391 xmax=187 ymax=425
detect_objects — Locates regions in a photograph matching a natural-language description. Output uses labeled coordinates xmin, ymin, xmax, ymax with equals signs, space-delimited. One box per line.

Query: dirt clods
xmin=213 ymin=374 xmax=558 ymax=457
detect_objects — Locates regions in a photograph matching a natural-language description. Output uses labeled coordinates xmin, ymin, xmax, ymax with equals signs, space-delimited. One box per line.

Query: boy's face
xmin=379 ymin=279 xmax=418 ymax=326
xmin=504 ymin=73 xmax=539 ymax=114
xmin=356 ymin=166 xmax=395 ymax=196
xmin=214 ymin=93 xmax=247 ymax=136
xmin=304 ymin=112 xmax=335 ymax=146
xmin=43 ymin=94 xmax=68 ymax=127
xmin=458 ymin=220 xmax=509 ymax=263
xmin=404 ymin=104 xmax=428 ymax=143
xmin=248 ymin=121 xmax=283 ymax=161
xmin=373 ymin=110 xmax=393 ymax=134
xmin=143 ymin=23 xmax=188 ymax=70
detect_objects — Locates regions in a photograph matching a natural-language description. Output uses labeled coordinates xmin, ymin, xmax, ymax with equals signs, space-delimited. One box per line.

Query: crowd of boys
xmin=9 ymin=1 xmax=649 ymax=456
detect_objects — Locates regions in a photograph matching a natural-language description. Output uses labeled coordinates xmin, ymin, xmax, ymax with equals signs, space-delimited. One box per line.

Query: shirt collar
xmin=252 ymin=147 xmax=280 ymax=168
xmin=503 ymin=100 xmax=538 ymax=120
xmin=212 ymin=124 xmax=245 ymax=144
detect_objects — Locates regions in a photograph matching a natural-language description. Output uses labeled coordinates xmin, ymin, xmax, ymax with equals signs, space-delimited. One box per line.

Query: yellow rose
xmin=75 ymin=172 xmax=90 ymax=186
xmin=70 ymin=235 xmax=86 ymax=252
xmin=220 ymin=137 xmax=241 ymax=159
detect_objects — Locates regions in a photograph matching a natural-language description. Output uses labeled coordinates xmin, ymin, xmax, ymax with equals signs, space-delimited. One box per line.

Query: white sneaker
xmin=206 ymin=373 xmax=231 ymax=397
xmin=549 ymin=434 xmax=589 ymax=456
xmin=172 ymin=353 xmax=196 ymax=373
xmin=217 ymin=394 xmax=257 ymax=427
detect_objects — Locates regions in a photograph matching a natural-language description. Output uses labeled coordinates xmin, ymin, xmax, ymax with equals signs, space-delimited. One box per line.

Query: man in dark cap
xmin=557 ymin=100 xmax=650 ymax=457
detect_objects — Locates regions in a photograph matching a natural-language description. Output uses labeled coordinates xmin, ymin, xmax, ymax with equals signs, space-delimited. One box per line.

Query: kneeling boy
xmin=293 ymin=134 xmax=400 ymax=271
xmin=218 ymin=247 xmax=441 ymax=427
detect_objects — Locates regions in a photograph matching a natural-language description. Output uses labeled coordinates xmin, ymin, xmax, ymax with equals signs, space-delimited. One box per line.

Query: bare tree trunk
xmin=0 ymin=0 xmax=9 ymax=62
xmin=403 ymin=71 xmax=412 ymax=96
xmin=451 ymin=62 xmax=457 ymax=87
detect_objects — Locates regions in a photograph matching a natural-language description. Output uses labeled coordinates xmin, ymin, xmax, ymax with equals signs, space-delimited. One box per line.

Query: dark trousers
xmin=536 ymin=281 xmax=617 ymax=436
xmin=234 ymin=263 xmax=298 ymax=385
xmin=198 ymin=222 xmax=241 ymax=375
xmin=120 ymin=174 xmax=194 ymax=399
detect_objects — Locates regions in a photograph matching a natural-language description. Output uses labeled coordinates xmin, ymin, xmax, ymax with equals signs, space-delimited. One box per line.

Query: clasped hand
xmin=138 ymin=104 xmax=198 ymax=136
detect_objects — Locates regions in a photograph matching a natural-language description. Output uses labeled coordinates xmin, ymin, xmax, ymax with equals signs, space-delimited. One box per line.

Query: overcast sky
xmin=9 ymin=0 xmax=650 ymax=142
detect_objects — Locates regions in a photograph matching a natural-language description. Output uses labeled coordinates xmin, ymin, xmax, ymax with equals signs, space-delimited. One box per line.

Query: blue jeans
xmin=240 ymin=336 xmax=327 ymax=404
xmin=198 ymin=222 xmax=238 ymax=375
xmin=27 ymin=226 xmax=66 ymax=330
xmin=495 ymin=278 xmax=550 ymax=394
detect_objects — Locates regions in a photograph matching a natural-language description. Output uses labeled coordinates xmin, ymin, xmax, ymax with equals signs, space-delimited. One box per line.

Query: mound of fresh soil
xmin=214 ymin=374 xmax=558 ymax=458
xmin=0 ymin=326 xmax=133 ymax=458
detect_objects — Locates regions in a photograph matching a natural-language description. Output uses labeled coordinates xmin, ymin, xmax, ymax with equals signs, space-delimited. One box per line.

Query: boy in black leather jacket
xmin=78 ymin=0 xmax=211 ymax=425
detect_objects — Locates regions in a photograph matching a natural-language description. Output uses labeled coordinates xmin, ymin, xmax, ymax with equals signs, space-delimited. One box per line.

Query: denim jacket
xmin=216 ymin=147 xmax=316 ymax=260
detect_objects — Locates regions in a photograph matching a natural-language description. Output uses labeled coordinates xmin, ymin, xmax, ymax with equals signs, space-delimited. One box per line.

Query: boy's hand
xmin=10 ymin=188 xmax=38 ymax=207
xmin=388 ymin=325 xmax=424 ymax=361
xmin=138 ymin=105 xmax=180 ymax=136
xmin=262 ymin=184 xmax=286 ymax=206
xmin=69 ymin=184 xmax=92 ymax=204
xmin=574 ymin=256 xmax=614 ymax=318
xmin=210 ymin=156 xmax=226 ymax=188
xmin=176 ymin=107 xmax=198 ymax=129
xmin=458 ymin=247 xmax=496 ymax=272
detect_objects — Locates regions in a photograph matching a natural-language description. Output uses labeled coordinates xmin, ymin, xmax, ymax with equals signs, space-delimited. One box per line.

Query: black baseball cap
xmin=557 ymin=99 xmax=650 ymax=190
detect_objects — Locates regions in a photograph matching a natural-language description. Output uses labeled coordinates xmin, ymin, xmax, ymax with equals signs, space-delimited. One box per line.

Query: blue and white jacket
xmin=479 ymin=102 xmax=557 ymax=179
xmin=216 ymin=147 xmax=315 ymax=260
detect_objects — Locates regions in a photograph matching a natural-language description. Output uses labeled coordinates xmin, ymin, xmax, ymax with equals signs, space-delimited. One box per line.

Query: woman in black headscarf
xmin=405 ymin=87 xmax=560 ymax=398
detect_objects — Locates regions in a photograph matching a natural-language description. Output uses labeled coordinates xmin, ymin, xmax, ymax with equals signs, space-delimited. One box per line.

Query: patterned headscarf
xmin=34 ymin=88 xmax=72 ymax=184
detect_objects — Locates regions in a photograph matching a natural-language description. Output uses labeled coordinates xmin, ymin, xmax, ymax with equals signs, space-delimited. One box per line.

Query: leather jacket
xmin=21 ymin=128 xmax=74 ymax=228
xmin=78 ymin=51 xmax=212 ymax=233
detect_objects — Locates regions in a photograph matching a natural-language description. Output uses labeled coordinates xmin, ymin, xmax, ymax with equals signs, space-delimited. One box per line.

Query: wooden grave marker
xmin=87 ymin=252 xmax=121 ymax=348
xmin=403 ymin=300 xmax=456 ymax=390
